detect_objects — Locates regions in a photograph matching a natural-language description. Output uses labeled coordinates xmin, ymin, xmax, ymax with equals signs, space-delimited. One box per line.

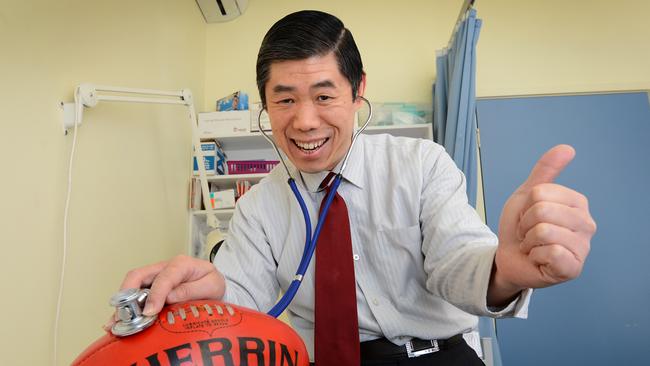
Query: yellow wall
xmin=204 ymin=0 xmax=460 ymax=107
xmin=0 ymin=0 xmax=205 ymax=364
xmin=204 ymin=0 xmax=650 ymax=106
xmin=203 ymin=0 xmax=649 ymax=223
xmin=2 ymin=0 xmax=649 ymax=365
xmin=476 ymin=0 xmax=650 ymax=96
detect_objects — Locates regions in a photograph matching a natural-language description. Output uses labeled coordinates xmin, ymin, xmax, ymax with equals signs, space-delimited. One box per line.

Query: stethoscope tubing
xmin=267 ymin=174 xmax=342 ymax=317
xmin=258 ymin=98 xmax=371 ymax=317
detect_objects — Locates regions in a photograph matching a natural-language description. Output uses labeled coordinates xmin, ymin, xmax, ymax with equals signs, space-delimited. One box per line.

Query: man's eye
xmin=317 ymin=95 xmax=332 ymax=102
xmin=278 ymin=98 xmax=294 ymax=105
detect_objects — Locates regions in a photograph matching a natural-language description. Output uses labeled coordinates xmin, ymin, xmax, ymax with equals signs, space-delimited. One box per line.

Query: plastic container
xmin=227 ymin=160 xmax=279 ymax=174
xmin=358 ymin=102 xmax=432 ymax=126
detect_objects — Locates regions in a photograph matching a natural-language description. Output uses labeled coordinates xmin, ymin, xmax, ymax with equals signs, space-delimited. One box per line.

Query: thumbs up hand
xmin=489 ymin=145 xmax=597 ymax=306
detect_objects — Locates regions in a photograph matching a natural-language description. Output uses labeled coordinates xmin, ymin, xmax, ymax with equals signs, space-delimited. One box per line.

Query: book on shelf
xmin=189 ymin=177 xmax=202 ymax=210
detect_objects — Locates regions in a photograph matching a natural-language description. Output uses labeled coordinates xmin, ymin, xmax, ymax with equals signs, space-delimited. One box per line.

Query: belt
xmin=360 ymin=334 xmax=465 ymax=359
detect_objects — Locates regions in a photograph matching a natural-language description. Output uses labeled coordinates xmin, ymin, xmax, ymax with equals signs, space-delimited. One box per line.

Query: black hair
xmin=256 ymin=10 xmax=364 ymax=107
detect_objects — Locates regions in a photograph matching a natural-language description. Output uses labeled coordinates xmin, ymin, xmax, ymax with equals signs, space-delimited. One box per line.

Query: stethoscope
xmin=259 ymin=97 xmax=373 ymax=317
xmin=107 ymin=98 xmax=373 ymax=337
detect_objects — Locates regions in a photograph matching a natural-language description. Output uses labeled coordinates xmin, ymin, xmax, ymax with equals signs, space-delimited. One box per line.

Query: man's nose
xmin=291 ymin=102 xmax=320 ymax=131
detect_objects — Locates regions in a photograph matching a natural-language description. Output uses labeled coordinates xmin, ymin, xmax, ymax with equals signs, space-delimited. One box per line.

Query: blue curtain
xmin=433 ymin=8 xmax=480 ymax=207
xmin=433 ymin=9 xmax=503 ymax=366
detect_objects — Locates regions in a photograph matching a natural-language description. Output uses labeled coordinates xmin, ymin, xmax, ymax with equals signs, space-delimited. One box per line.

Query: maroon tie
xmin=314 ymin=173 xmax=360 ymax=365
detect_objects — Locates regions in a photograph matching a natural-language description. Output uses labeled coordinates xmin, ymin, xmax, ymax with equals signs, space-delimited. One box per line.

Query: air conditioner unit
xmin=195 ymin=0 xmax=248 ymax=23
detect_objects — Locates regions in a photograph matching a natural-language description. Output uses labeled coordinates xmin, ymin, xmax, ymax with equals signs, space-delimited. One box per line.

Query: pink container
xmin=227 ymin=160 xmax=280 ymax=174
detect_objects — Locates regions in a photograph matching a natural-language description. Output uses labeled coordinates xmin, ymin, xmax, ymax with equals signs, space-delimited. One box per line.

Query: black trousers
xmin=310 ymin=339 xmax=485 ymax=366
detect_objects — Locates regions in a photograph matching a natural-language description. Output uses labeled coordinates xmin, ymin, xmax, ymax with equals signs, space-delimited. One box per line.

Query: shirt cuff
xmin=486 ymin=288 xmax=533 ymax=319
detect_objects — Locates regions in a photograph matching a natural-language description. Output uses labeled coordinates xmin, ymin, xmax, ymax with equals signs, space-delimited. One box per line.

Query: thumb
xmin=523 ymin=144 xmax=576 ymax=187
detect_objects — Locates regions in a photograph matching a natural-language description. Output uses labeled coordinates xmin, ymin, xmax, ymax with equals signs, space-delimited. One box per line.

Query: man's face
xmin=265 ymin=53 xmax=365 ymax=173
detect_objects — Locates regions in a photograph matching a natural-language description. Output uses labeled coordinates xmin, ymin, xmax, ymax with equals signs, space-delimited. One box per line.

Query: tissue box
xmin=198 ymin=111 xmax=251 ymax=137
xmin=216 ymin=91 xmax=249 ymax=111
xmin=192 ymin=142 xmax=216 ymax=175
xmin=210 ymin=189 xmax=236 ymax=209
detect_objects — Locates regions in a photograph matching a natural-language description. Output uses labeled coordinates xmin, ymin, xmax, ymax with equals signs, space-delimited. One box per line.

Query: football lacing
xmin=165 ymin=303 xmax=237 ymax=324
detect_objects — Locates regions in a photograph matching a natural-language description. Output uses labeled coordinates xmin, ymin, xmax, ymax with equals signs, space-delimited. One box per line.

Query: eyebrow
xmin=271 ymin=80 xmax=337 ymax=94
xmin=272 ymin=84 xmax=295 ymax=93
xmin=311 ymin=80 xmax=336 ymax=89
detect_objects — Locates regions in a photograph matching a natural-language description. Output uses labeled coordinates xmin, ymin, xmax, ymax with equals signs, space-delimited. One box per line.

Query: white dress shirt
xmin=214 ymin=133 xmax=531 ymax=359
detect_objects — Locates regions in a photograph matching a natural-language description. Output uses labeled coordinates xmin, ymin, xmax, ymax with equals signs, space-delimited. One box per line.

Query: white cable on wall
xmin=53 ymin=87 xmax=81 ymax=365
xmin=52 ymin=85 xmax=216 ymax=364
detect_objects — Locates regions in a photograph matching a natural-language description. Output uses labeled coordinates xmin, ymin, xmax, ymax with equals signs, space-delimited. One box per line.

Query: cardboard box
xmin=250 ymin=102 xmax=272 ymax=132
xmin=210 ymin=189 xmax=236 ymax=209
xmin=198 ymin=111 xmax=251 ymax=137
xmin=193 ymin=142 xmax=216 ymax=175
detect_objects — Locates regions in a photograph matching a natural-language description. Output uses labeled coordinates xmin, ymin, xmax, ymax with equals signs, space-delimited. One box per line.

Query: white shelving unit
xmin=189 ymin=123 xmax=433 ymax=257
xmin=198 ymin=173 xmax=268 ymax=184
xmin=192 ymin=208 xmax=235 ymax=217
xmin=198 ymin=123 xmax=433 ymax=148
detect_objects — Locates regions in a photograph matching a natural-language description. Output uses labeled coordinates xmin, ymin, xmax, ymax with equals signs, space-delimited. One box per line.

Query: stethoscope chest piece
xmin=109 ymin=288 xmax=157 ymax=337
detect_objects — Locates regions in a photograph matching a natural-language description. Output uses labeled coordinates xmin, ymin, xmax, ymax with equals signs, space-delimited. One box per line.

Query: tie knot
xmin=319 ymin=172 xmax=337 ymax=191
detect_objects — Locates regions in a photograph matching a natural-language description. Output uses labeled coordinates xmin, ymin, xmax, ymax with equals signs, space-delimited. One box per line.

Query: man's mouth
xmin=292 ymin=138 xmax=329 ymax=153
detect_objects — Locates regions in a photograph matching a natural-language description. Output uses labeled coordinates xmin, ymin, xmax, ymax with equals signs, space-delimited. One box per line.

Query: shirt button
xmin=353 ymin=254 xmax=360 ymax=261
xmin=372 ymin=298 xmax=380 ymax=306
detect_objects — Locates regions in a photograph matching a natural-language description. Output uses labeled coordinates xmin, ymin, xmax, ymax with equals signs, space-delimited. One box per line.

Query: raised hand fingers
xmin=522 ymin=145 xmax=575 ymax=188
xmin=520 ymin=223 xmax=590 ymax=261
xmin=514 ymin=182 xmax=595 ymax=288
xmin=518 ymin=200 xmax=596 ymax=240
xmin=528 ymin=244 xmax=583 ymax=284
xmin=524 ymin=183 xmax=590 ymax=212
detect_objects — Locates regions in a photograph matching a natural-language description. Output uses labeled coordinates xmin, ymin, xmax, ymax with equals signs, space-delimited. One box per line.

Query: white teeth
xmin=295 ymin=139 xmax=326 ymax=150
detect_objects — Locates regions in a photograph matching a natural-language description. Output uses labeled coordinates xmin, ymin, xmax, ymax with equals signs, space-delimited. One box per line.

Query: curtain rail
xmin=449 ymin=0 xmax=476 ymax=47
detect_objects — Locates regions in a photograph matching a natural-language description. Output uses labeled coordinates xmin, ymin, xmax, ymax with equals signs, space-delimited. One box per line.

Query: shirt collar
xmin=287 ymin=134 xmax=366 ymax=192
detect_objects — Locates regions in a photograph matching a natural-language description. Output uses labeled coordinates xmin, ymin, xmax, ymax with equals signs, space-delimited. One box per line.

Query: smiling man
xmin=118 ymin=10 xmax=596 ymax=366
xmin=264 ymin=54 xmax=363 ymax=173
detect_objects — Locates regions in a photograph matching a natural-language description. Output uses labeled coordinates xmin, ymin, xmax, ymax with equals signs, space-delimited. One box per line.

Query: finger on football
xmin=119 ymin=261 xmax=168 ymax=290
xmin=102 ymin=313 xmax=117 ymax=333
xmin=142 ymin=265 xmax=192 ymax=316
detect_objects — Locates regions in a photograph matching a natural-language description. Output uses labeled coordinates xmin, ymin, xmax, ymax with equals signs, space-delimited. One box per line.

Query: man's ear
xmin=354 ymin=72 xmax=367 ymax=109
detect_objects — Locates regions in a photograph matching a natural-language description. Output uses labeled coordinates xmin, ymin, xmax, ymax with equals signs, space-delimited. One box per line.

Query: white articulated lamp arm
xmin=63 ymin=83 xmax=221 ymax=230
xmin=56 ymin=83 xmax=222 ymax=365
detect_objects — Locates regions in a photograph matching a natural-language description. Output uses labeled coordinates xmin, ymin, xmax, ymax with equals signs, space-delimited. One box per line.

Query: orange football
xmin=72 ymin=300 xmax=308 ymax=366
